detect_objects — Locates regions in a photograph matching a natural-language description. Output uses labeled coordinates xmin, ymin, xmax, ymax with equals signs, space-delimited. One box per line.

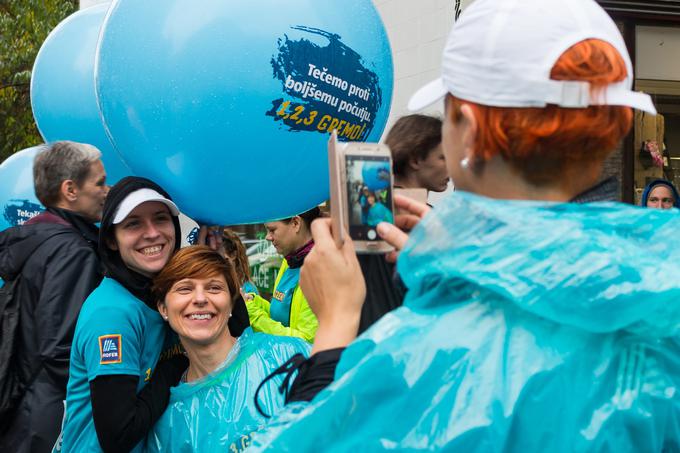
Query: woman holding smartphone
xmin=251 ymin=0 xmax=680 ymax=450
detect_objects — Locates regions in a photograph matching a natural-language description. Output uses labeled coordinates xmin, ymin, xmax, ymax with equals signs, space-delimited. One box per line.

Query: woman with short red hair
xmin=251 ymin=0 xmax=680 ymax=451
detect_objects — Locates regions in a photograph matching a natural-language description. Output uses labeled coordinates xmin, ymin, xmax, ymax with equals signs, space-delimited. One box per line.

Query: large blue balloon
xmin=31 ymin=4 xmax=131 ymax=185
xmin=96 ymin=0 xmax=393 ymax=225
xmin=0 ymin=146 xmax=45 ymax=232
xmin=361 ymin=161 xmax=391 ymax=192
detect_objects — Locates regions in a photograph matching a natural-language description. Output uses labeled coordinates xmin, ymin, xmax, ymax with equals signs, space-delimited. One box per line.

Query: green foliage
xmin=0 ymin=0 xmax=78 ymax=163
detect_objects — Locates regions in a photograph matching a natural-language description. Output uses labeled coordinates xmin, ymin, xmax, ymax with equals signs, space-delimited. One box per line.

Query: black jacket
xmin=0 ymin=209 xmax=102 ymax=453
xmin=357 ymin=255 xmax=405 ymax=334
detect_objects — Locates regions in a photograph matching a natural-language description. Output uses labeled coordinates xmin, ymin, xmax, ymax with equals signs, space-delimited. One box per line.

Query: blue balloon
xmin=31 ymin=4 xmax=131 ymax=185
xmin=96 ymin=0 xmax=393 ymax=225
xmin=362 ymin=161 xmax=391 ymax=191
xmin=0 ymin=146 xmax=46 ymax=232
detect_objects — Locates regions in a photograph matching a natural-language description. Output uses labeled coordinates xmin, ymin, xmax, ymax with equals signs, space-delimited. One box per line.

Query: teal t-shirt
xmin=55 ymin=277 xmax=174 ymax=453
xmin=269 ymin=266 xmax=300 ymax=326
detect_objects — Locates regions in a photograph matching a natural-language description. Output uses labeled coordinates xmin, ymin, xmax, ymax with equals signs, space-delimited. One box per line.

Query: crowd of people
xmin=1 ymin=0 xmax=680 ymax=451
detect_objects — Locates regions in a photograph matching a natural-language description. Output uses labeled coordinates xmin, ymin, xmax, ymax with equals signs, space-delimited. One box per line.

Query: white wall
xmin=372 ymin=0 xmax=471 ymax=135
xmin=636 ymin=25 xmax=680 ymax=81
xmin=372 ymin=0 xmax=473 ymax=202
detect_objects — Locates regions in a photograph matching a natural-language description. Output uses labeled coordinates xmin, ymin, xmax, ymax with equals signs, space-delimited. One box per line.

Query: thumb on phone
xmin=376 ymin=221 xmax=409 ymax=251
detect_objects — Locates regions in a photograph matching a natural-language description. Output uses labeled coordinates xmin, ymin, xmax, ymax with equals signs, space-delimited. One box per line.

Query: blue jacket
xmin=252 ymin=192 xmax=680 ymax=452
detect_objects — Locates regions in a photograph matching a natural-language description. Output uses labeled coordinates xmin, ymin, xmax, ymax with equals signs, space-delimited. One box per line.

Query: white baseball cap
xmin=408 ymin=0 xmax=656 ymax=114
xmin=112 ymin=188 xmax=180 ymax=224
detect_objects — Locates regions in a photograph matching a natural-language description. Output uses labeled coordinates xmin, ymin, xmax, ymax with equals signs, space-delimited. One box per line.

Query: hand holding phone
xmin=328 ymin=131 xmax=395 ymax=254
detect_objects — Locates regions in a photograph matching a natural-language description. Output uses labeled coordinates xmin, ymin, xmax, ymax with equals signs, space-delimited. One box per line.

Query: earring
xmin=229 ymin=313 xmax=232 ymax=318
xmin=460 ymin=157 xmax=470 ymax=169
xmin=163 ymin=315 xmax=168 ymax=321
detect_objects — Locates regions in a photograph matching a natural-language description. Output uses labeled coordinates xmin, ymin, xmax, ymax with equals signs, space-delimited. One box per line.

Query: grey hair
xmin=33 ymin=141 xmax=102 ymax=207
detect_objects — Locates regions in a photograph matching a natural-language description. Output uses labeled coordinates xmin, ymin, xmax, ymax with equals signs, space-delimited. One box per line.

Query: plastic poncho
xmin=145 ymin=328 xmax=309 ymax=452
xmin=252 ymin=191 xmax=680 ymax=452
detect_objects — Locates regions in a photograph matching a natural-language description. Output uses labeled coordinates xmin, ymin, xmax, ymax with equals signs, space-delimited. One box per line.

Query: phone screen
xmin=345 ymin=154 xmax=394 ymax=241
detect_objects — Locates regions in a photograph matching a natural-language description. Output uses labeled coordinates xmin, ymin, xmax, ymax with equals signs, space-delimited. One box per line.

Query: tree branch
xmin=0 ymin=82 xmax=30 ymax=90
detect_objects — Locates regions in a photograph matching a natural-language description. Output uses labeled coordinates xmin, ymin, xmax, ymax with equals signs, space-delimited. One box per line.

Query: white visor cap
xmin=112 ymin=188 xmax=180 ymax=224
xmin=408 ymin=0 xmax=656 ymax=115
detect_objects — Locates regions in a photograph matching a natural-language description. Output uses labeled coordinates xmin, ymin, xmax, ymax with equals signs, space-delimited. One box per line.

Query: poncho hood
xmin=398 ymin=191 xmax=680 ymax=337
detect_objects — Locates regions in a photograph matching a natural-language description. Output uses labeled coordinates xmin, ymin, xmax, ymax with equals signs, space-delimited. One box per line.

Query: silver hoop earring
xmin=460 ymin=157 xmax=470 ymax=169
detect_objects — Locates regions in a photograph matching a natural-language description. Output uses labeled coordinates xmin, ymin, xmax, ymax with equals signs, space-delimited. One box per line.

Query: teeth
xmin=189 ymin=313 xmax=212 ymax=320
xmin=141 ymin=245 xmax=162 ymax=256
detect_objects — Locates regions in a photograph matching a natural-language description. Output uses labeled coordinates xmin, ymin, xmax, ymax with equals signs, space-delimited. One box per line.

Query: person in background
xmin=0 ymin=141 xmax=108 ymax=453
xmin=244 ymin=207 xmax=320 ymax=343
xmin=641 ymin=178 xmax=680 ymax=209
xmin=221 ymin=228 xmax=258 ymax=294
xmin=358 ymin=186 xmax=370 ymax=225
xmin=56 ymin=177 xmax=188 ymax=453
xmin=251 ymin=0 xmax=680 ymax=450
xmin=146 ymin=246 xmax=309 ymax=452
xmin=387 ymin=114 xmax=448 ymax=194
xmin=365 ymin=191 xmax=394 ymax=227
xmin=356 ymin=116 xmax=445 ymax=334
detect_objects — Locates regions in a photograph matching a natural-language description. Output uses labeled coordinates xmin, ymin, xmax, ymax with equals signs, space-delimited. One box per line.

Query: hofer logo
xmin=99 ymin=334 xmax=122 ymax=364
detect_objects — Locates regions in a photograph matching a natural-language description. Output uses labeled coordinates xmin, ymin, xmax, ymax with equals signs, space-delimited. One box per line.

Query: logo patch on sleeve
xmin=99 ymin=335 xmax=122 ymax=364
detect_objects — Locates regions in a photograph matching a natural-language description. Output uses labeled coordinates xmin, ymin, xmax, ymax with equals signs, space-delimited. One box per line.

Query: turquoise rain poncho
xmin=251 ymin=191 xmax=680 ymax=452
xmin=145 ymin=328 xmax=309 ymax=452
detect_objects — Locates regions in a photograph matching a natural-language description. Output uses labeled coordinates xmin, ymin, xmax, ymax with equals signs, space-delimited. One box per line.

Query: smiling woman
xmin=153 ymin=246 xmax=240 ymax=382
xmin=56 ymin=177 xmax=189 ymax=453
xmin=145 ymin=246 xmax=309 ymax=452
xmin=108 ymin=198 xmax=177 ymax=277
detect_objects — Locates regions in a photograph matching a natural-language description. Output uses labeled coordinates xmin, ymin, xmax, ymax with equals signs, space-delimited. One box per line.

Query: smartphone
xmin=328 ymin=131 xmax=395 ymax=254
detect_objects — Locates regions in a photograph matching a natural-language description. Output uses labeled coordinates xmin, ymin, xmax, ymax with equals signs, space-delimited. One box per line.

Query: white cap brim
xmin=602 ymin=87 xmax=657 ymax=115
xmin=408 ymin=78 xmax=448 ymax=112
xmin=112 ymin=188 xmax=180 ymax=224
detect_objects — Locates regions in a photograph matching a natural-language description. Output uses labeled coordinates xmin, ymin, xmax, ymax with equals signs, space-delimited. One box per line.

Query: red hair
xmin=450 ymin=39 xmax=633 ymax=185
xmin=152 ymin=245 xmax=239 ymax=304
